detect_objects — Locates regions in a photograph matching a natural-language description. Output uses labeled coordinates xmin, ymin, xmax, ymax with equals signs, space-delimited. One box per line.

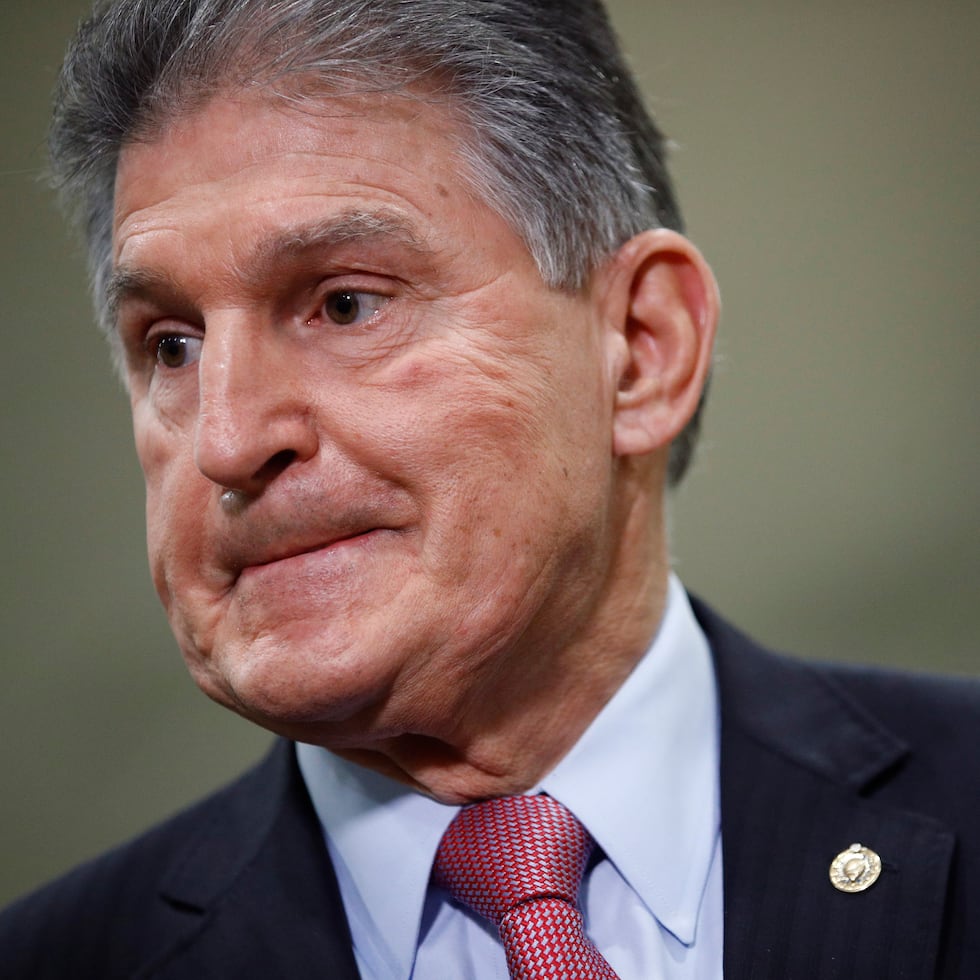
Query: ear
xmin=601 ymin=229 xmax=719 ymax=458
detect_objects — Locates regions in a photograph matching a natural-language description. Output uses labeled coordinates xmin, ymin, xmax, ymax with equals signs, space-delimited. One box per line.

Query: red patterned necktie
xmin=433 ymin=794 xmax=621 ymax=979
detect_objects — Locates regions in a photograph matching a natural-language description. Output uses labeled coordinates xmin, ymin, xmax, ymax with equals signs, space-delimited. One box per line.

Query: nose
xmin=193 ymin=314 xmax=318 ymax=498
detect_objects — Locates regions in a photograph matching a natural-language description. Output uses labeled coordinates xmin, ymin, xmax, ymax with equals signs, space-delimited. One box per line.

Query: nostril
xmin=256 ymin=449 xmax=298 ymax=483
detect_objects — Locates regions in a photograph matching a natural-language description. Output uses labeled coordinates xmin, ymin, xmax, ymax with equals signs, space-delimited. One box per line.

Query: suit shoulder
xmin=0 ymin=741 xmax=287 ymax=979
xmin=813 ymin=658 xmax=980 ymax=753
xmin=694 ymin=592 xmax=979 ymax=751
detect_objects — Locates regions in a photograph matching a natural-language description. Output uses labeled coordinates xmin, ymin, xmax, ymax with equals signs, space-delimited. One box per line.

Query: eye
xmin=321 ymin=290 xmax=389 ymax=326
xmin=153 ymin=334 xmax=203 ymax=369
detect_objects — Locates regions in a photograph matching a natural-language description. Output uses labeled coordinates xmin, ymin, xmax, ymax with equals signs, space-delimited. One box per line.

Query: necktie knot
xmin=434 ymin=795 xmax=621 ymax=979
xmin=434 ymin=794 xmax=594 ymax=923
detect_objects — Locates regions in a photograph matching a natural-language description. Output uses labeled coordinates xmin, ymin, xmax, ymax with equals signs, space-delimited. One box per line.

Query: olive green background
xmin=1 ymin=1 xmax=976 ymax=905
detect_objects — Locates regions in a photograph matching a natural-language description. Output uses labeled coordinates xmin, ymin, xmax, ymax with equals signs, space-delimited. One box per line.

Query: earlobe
xmin=607 ymin=229 xmax=719 ymax=458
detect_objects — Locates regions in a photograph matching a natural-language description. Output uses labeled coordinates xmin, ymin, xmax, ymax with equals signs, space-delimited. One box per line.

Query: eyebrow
xmin=105 ymin=207 xmax=435 ymax=326
xmin=253 ymin=208 xmax=433 ymax=267
xmin=104 ymin=268 xmax=183 ymax=326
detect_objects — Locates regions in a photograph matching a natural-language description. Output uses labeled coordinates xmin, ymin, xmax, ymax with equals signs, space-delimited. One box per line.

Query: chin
xmin=187 ymin=629 xmax=395 ymax=737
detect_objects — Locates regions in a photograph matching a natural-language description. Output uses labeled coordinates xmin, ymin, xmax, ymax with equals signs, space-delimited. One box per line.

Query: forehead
xmin=111 ymin=89 xmax=493 ymax=272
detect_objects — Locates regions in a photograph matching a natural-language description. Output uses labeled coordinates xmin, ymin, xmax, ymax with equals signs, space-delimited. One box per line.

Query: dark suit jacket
xmin=2 ymin=601 xmax=977 ymax=978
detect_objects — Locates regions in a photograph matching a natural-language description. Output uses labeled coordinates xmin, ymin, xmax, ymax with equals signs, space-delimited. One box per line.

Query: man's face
xmin=112 ymin=91 xmax=626 ymax=756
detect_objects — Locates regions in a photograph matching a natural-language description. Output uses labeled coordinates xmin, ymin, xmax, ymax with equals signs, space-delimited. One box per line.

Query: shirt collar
xmin=540 ymin=574 xmax=719 ymax=944
xmin=296 ymin=745 xmax=455 ymax=978
xmin=296 ymin=574 xmax=718 ymax=974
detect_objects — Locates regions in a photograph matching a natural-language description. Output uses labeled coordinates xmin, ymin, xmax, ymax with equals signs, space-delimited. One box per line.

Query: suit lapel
xmin=696 ymin=602 xmax=955 ymax=980
xmin=139 ymin=741 xmax=360 ymax=980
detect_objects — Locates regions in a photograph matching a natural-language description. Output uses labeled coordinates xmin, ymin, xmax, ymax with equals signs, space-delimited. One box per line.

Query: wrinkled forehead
xmin=123 ymin=64 xmax=487 ymax=192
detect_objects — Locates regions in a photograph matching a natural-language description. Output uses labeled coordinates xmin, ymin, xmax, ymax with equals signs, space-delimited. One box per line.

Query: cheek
xmin=371 ymin=347 xmax=610 ymax=548
xmin=132 ymin=397 xmax=182 ymax=488
xmin=133 ymin=414 xmax=207 ymax=598
xmin=363 ymin=353 xmax=544 ymax=489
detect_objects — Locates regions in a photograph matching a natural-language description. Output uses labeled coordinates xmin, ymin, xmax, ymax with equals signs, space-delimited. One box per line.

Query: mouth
xmin=234 ymin=528 xmax=390 ymax=584
xmin=255 ymin=529 xmax=380 ymax=566
xmin=249 ymin=527 xmax=390 ymax=575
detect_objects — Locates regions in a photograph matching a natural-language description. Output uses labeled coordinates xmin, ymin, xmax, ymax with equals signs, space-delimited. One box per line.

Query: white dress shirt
xmin=297 ymin=575 xmax=722 ymax=978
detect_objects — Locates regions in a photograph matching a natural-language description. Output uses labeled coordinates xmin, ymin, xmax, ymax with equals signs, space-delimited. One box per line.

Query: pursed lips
xmin=232 ymin=528 xmax=390 ymax=584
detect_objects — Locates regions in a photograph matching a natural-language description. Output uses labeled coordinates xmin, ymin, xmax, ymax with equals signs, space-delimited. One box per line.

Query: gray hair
xmin=50 ymin=0 xmax=705 ymax=484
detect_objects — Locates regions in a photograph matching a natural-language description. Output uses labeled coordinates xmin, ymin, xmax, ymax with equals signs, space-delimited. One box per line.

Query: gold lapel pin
xmin=829 ymin=843 xmax=882 ymax=893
